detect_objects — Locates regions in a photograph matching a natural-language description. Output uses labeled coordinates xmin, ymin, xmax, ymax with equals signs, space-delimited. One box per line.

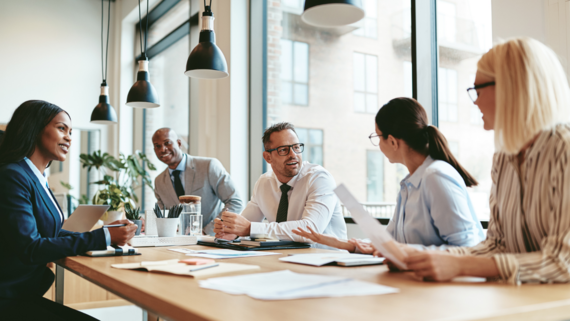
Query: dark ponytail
xmin=375 ymin=97 xmax=478 ymax=187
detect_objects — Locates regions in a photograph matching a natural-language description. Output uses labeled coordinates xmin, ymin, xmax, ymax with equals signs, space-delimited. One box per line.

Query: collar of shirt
xmin=24 ymin=157 xmax=49 ymax=188
xmin=273 ymin=161 xmax=304 ymax=191
xmin=168 ymin=154 xmax=187 ymax=176
xmin=401 ymin=156 xmax=435 ymax=189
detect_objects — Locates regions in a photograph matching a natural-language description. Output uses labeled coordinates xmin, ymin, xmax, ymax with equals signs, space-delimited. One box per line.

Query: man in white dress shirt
xmin=213 ymin=122 xmax=346 ymax=242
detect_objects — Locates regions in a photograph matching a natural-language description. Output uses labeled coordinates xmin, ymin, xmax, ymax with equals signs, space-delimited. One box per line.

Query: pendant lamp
xmin=184 ymin=0 xmax=228 ymax=79
xmin=302 ymin=0 xmax=365 ymax=28
xmin=126 ymin=0 xmax=160 ymax=108
xmin=91 ymin=0 xmax=118 ymax=124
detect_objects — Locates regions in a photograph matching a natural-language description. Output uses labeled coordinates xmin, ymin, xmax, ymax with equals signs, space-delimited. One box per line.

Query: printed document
xmin=169 ymin=248 xmax=281 ymax=259
xmin=334 ymin=184 xmax=408 ymax=269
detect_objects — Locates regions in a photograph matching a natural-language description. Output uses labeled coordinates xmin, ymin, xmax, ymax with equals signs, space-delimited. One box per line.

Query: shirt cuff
xmin=103 ymin=227 xmax=111 ymax=246
xmin=447 ymin=246 xmax=472 ymax=256
xmin=492 ymin=253 xmax=520 ymax=284
xmin=249 ymin=222 xmax=269 ymax=237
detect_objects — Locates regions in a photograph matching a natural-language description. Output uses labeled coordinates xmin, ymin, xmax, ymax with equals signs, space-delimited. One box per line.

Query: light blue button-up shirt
xmin=24 ymin=157 xmax=111 ymax=246
xmin=168 ymin=154 xmax=187 ymax=190
xmin=386 ymin=156 xmax=485 ymax=247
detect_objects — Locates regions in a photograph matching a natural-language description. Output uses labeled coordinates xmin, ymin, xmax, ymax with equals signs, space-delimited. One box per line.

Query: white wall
xmin=0 ymin=0 xmax=119 ymax=192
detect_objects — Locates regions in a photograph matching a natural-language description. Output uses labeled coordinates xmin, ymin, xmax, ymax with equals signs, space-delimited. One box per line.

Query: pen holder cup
xmin=156 ymin=218 xmax=179 ymax=237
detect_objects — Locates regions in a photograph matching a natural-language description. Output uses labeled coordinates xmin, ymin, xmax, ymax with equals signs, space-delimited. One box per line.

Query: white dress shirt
xmin=241 ymin=161 xmax=347 ymax=242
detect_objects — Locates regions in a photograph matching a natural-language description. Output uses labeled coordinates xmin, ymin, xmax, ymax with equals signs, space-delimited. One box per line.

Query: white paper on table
xmin=199 ymin=270 xmax=398 ymax=300
xmin=334 ymin=184 xmax=408 ymax=269
xmin=168 ymin=248 xmax=280 ymax=259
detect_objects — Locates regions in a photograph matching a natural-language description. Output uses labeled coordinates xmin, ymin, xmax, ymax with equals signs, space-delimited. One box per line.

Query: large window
xmin=436 ymin=0 xmax=493 ymax=220
xmin=134 ymin=0 xmax=198 ymax=210
xmin=265 ymin=0 xmax=411 ymax=209
xmin=353 ymin=53 xmax=378 ymax=114
xmin=280 ymin=39 xmax=309 ymax=106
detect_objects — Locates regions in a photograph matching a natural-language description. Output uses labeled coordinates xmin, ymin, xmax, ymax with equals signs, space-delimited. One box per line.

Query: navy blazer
xmin=0 ymin=160 xmax=106 ymax=299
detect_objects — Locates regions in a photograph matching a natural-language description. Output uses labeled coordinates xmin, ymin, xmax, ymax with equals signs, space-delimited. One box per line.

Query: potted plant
xmin=80 ymin=150 xmax=156 ymax=219
xmin=94 ymin=183 xmax=127 ymax=223
xmin=124 ymin=203 xmax=143 ymax=235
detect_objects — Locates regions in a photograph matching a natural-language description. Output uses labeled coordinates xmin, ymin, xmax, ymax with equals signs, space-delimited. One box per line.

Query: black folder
xmin=197 ymin=240 xmax=311 ymax=251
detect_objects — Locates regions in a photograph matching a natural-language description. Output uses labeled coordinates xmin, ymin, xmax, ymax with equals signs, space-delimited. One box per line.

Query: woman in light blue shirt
xmin=293 ymin=97 xmax=484 ymax=251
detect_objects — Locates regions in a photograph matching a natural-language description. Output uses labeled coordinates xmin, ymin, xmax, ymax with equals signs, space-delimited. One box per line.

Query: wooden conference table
xmin=55 ymin=246 xmax=570 ymax=321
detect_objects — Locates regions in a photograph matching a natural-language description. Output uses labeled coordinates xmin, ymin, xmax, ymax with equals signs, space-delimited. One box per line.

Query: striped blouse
xmin=448 ymin=124 xmax=570 ymax=284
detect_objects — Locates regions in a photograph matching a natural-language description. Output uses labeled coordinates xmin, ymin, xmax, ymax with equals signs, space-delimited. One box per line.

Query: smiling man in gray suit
xmin=152 ymin=128 xmax=244 ymax=235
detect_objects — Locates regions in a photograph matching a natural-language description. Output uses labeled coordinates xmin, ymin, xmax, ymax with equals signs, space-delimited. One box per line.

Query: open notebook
xmin=111 ymin=259 xmax=259 ymax=278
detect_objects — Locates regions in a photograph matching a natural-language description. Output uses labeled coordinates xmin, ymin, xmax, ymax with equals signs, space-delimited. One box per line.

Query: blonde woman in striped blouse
xmin=399 ymin=37 xmax=570 ymax=284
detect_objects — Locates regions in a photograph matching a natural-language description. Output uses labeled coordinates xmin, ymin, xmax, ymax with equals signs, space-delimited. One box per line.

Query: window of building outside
xmin=270 ymin=0 xmax=411 ymax=215
xmin=281 ymin=39 xmax=309 ymax=106
xmin=296 ymin=128 xmax=323 ymax=166
xmin=353 ymin=0 xmax=378 ymax=39
xmin=135 ymin=1 xmax=193 ymax=211
xmin=353 ymin=52 xmax=378 ymax=114
xmin=436 ymin=0 xmax=493 ymax=221
xmin=367 ymin=150 xmax=383 ymax=202
xmin=438 ymin=67 xmax=458 ymax=122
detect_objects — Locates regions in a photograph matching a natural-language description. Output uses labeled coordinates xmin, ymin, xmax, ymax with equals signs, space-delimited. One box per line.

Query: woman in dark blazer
xmin=0 ymin=100 xmax=137 ymax=320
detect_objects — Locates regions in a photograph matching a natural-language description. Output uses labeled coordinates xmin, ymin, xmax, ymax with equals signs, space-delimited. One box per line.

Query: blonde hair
xmin=477 ymin=37 xmax=570 ymax=154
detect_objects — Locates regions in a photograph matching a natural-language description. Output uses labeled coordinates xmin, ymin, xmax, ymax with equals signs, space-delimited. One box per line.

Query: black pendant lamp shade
xmin=185 ymin=2 xmax=228 ymax=79
xmin=91 ymin=0 xmax=117 ymax=124
xmin=302 ymin=0 xmax=365 ymax=28
xmin=91 ymin=84 xmax=118 ymax=124
xmin=126 ymin=60 xmax=160 ymax=108
xmin=127 ymin=0 xmax=160 ymax=108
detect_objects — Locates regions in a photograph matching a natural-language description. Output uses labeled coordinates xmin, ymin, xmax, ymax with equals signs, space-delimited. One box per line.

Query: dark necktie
xmin=275 ymin=184 xmax=291 ymax=223
xmin=172 ymin=170 xmax=185 ymax=198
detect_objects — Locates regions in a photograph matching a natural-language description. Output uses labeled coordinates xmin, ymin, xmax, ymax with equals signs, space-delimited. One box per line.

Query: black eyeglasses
xmin=466 ymin=81 xmax=495 ymax=103
xmin=265 ymin=143 xmax=304 ymax=156
xmin=369 ymin=133 xmax=380 ymax=146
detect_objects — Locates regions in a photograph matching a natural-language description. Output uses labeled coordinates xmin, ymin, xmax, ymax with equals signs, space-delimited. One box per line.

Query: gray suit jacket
xmin=154 ymin=155 xmax=244 ymax=235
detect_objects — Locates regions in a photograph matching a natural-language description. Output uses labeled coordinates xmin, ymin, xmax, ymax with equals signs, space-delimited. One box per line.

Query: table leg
xmin=55 ymin=264 xmax=65 ymax=304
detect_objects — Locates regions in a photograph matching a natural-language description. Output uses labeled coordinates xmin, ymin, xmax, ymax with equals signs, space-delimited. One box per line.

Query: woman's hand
xmin=404 ymin=251 xmax=463 ymax=281
xmin=108 ymin=219 xmax=137 ymax=246
xmin=347 ymin=239 xmax=375 ymax=254
xmin=292 ymin=226 xmax=356 ymax=252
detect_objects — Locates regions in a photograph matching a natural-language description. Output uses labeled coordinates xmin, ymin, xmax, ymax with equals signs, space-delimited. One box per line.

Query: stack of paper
xmin=199 ymin=270 xmax=398 ymax=300
xmin=111 ymin=259 xmax=260 ymax=277
xmin=169 ymin=248 xmax=281 ymax=259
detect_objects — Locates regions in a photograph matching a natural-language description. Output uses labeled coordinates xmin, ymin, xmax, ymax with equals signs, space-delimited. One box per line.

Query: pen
xmin=103 ymin=224 xmax=127 ymax=228
xmin=189 ymin=263 xmax=219 ymax=272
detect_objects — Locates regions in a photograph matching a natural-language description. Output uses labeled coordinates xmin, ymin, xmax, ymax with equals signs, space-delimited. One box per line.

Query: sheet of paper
xmin=199 ymin=270 xmax=398 ymax=300
xmin=279 ymin=253 xmax=380 ymax=266
xmin=111 ymin=260 xmax=260 ymax=277
xmin=334 ymin=184 xmax=408 ymax=269
xmin=168 ymin=248 xmax=281 ymax=259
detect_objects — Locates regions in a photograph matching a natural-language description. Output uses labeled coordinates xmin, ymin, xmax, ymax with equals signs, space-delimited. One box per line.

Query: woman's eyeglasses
xmin=369 ymin=133 xmax=380 ymax=146
xmin=466 ymin=81 xmax=495 ymax=103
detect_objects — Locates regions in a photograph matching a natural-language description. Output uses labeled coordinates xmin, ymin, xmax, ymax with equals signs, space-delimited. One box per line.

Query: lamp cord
xmin=101 ymin=0 xmax=111 ymax=85
xmin=137 ymin=0 xmax=147 ymax=60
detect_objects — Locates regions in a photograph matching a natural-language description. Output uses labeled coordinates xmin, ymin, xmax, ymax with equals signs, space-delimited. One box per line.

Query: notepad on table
xmin=111 ymin=259 xmax=259 ymax=277
xmin=279 ymin=253 xmax=385 ymax=267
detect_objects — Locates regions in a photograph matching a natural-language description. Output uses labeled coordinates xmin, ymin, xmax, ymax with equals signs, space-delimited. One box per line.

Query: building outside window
xmin=367 ymin=150 xmax=384 ymax=202
xmin=296 ymin=128 xmax=323 ymax=166
xmin=438 ymin=67 xmax=458 ymax=122
xmin=280 ymin=39 xmax=309 ymax=106
xmin=353 ymin=52 xmax=378 ymax=114
xmin=436 ymin=0 xmax=493 ymax=220
xmin=353 ymin=0 xmax=378 ymax=39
